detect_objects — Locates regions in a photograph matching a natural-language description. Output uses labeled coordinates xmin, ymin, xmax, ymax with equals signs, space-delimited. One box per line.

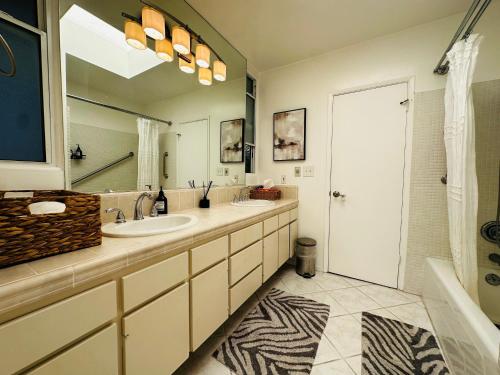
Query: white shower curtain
xmin=444 ymin=34 xmax=482 ymax=303
xmin=137 ymin=118 xmax=160 ymax=191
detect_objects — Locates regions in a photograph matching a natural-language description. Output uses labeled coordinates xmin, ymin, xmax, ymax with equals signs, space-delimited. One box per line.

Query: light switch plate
xmin=224 ymin=167 xmax=230 ymax=176
xmin=216 ymin=167 xmax=224 ymax=176
xmin=294 ymin=166 xmax=302 ymax=177
xmin=281 ymin=175 xmax=286 ymax=184
xmin=303 ymin=166 xmax=314 ymax=177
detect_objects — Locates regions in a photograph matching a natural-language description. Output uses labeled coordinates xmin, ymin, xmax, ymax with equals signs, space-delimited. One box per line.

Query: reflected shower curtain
xmin=137 ymin=118 xmax=159 ymax=191
xmin=444 ymin=34 xmax=482 ymax=303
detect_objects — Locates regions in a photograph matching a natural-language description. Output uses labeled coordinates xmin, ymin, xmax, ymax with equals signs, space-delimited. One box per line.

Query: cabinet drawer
xmin=0 ymin=282 xmax=116 ymax=375
xmin=290 ymin=208 xmax=298 ymax=222
xmin=123 ymin=283 xmax=189 ymax=375
xmin=229 ymin=265 xmax=262 ymax=314
xmin=229 ymin=240 xmax=262 ymax=286
xmin=122 ymin=252 xmax=188 ymax=312
xmin=191 ymin=236 xmax=228 ymax=275
xmin=278 ymin=211 xmax=290 ymax=227
xmin=28 ymin=324 xmax=119 ymax=375
xmin=263 ymin=216 xmax=278 ymax=236
xmin=190 ymin=260 xmax=229 ymax=351
xmin=263 ymin=232 xmax=279 ymax=282
xmin=230 ymin=223 xmax=262 ymax=254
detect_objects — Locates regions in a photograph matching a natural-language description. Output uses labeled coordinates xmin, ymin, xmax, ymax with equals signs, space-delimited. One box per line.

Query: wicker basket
xmin=249 ymin=188 xmax=281 ymax=201
xmin=0 ymin=190 xmax=102 ymax=268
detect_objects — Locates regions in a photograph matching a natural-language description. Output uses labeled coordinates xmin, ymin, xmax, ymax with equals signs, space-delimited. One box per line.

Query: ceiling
xmin=186 ymin=0 xmax=472 ymax=72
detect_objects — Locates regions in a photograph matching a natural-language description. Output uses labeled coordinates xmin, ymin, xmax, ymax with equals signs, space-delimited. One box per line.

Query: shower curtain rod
xmin=67 ymin=94 xmax=173 ymax=126
xmin=434 ymin=0 xmax=491 ymax=75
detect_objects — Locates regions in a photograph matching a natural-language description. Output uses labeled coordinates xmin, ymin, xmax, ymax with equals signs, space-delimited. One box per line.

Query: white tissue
xmin=4 ymin=191 xmax=34 ymax=198
xmin=28 ymin=201 xmax=66 ymax=215
xmin=263 ymin=179 xmax=275 ymax=189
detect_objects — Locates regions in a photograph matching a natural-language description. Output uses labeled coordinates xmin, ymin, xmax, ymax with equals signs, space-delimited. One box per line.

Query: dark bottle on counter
xmin=154 ymin=186 xmax=168 ymax=215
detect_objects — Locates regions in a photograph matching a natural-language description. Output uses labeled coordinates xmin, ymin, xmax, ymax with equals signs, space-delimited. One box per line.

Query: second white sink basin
xmin=231 ymin=199 xmax=275 ymax=207
xmin=102 ymin=214 xmax=198 ymax=237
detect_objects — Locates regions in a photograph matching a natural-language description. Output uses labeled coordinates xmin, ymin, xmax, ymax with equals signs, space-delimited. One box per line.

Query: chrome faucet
xmin=134 ymin=192 xmax=153 ymax=220
xmin=105 ymin=208 xmax=126 ymax=224
xmin=233 ymin=187 xmax=251 ymax=203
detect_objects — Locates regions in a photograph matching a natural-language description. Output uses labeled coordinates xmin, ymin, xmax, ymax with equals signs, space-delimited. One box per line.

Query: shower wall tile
xmin=404 ymin=79 xmax=500 ymax=293
xmin=473 ymin=80 xmax=500 ymax=271
xmin=405 ymin=89 xmax=452 ymax=294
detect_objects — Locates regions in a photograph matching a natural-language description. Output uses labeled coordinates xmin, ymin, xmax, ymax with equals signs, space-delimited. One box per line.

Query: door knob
xmin=332 ymin=191 xmax=345 ymax=198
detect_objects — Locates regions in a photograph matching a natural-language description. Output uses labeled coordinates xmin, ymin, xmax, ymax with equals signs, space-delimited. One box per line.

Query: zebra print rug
xmin=213 ymin=288 xmax=330 ymax=374
xmin=361 ymin=312 xmax=449 ymax=375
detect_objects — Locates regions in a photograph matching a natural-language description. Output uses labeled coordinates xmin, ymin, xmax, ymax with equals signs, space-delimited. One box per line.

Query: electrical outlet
xmin=216 ymin=167 xmax=224 ymax=176
xmin=294 ymin=166 xmax=302 ymax=177
xmin=303 ymin=166 xmax=314 ymax=177
xmin=281 ymin=175 xmax=286 ymax=184
xmin=224 ymin=167 xmax=230 ymax=176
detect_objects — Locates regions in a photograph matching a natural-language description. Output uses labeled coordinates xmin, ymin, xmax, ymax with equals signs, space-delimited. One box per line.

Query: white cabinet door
xmin=190 ymin=260 xmax=228 ymax=351
xmin=289 ymin=221 xmax=298 ymax=258
xmin=263 ymin=232 xmax=279 ymax=282
xmin=123 ymin=283 xmax=189 ymax=375
xmin=278 ymin=226 xmax=290 ymax=267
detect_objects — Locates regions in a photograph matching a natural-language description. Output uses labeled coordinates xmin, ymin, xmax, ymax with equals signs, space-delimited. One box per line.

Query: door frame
xmin=322 ymin=77 xmax=415 ymax=290
xmin=176 ymin=118 xmax=210 ymax=188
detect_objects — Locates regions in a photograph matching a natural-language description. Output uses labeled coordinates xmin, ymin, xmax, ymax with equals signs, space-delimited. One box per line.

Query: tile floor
xmin=174 ymin=265 xmax=433 ymax=375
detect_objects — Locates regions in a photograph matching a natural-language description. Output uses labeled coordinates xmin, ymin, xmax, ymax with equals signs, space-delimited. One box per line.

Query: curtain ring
xmin=0 ymin=33 xmax=16 ymax=77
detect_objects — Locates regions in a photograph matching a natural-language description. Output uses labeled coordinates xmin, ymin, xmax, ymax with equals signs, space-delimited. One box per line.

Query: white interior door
xmin=176 ymin=119 xmax=209 ymax=188
xmin=328 ymin=83 xmax=408 ymax=288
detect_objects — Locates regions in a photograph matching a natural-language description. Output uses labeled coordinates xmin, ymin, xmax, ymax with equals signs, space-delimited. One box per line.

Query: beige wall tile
xmin=179 ymin=190 xmax=195 ymax=210
xmin=165 ymin=191 xmax=180 ymax=212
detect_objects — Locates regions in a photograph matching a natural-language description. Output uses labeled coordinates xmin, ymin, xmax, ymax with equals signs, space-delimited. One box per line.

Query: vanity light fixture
xmin=198 ymin=67 xmax=212 ymax=85
xmin=124 ymin=19 xmax=147 ymax=50
xmin=179 ymin=53 xmax=195 ymax=74
xmin=213 ymin=60 xmax=226 ymax=81
xmin=141 ymin=6 xmax=165 ymax=40
xmin=172 ymin=25 xmax=190 ymax=55
xmin=122 ymin=0 xmax=226 ymax=85
xmin=195 ymin=44 xmax=210 ymax=68
xmin=155 ymin=38 xmax=174 ymax=62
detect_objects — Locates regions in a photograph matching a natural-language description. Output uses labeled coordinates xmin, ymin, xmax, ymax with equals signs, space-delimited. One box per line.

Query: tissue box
xmin=0 ymin=190 xmax=102 ymax=268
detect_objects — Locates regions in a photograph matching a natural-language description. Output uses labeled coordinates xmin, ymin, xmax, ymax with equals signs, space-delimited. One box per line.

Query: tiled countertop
xmin=0 ymin=199 xmax=298 ymax=315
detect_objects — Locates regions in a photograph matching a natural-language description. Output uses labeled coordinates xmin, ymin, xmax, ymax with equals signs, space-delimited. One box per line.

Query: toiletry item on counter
xmin=263 ymin=179 xmax=275 ymax=189
xmin=28 ymin=201 xmax=66 ymax=215
xmin=154 ymin=186 xmax=168 ymax=214
xmin=199 ymin=180 xmax=213 ymax=208
xmin=4 ymin=191 xmax=34 ymax=198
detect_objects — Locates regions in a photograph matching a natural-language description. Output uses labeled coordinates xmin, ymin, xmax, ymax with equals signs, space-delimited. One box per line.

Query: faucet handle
xmin=105 ymin=208 xmax=126 ymax=224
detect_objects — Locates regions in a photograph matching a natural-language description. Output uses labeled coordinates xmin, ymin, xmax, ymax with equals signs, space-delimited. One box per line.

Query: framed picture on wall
xmin=220 ymin=118 xmax=244 ymax=163
xmin=273 ymin=108 xmax=306 ymax=161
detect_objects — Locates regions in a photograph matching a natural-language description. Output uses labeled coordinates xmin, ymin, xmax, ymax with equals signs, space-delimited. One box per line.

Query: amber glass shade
xmin=198 ymin=67 xmax=212 ymax=85
xmin=195 ymin=44 xmax=210 ymax=68
xmin=142 ymin=6 xmax=165 ymax=40
xmin=179 ymin=53 xmax=195 ymax=74
xmin=155 ymin=39 xmax=174 ymax=62
xmin=213 ymin=60 xmax=226 ymax=81
xmin=172 ymin=26 xmax=190 ymax=55
xmin=125 ymin=20 xmax=146 ymax=50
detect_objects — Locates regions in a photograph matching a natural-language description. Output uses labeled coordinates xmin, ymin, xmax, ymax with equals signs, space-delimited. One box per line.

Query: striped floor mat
xmin=213 ymin=288 xmax=330 ymax=375
xmin=362 ymin=312 xmax=449 ymax=375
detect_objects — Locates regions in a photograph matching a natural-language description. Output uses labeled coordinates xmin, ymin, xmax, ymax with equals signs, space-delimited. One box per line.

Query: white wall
xmin=146 ymin=77 xmax=246 ymax=188
xmin=255 ymin=5 xmax=500 ymax=272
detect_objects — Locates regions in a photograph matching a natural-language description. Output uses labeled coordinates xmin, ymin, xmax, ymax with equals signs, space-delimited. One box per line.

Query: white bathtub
xmin=423 ymin=258 xmax=500 ymax=375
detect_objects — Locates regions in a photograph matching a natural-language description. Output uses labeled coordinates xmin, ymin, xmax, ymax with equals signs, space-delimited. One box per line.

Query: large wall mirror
xmin=59 ymin=0 xmax=247 ymax=193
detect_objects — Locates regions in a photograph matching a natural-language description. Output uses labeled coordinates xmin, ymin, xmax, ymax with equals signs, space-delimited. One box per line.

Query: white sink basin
xmin=102 ymin=214 xmax=198 ymax=237
xmin=231 ymin=200 xmax=275 ymax=207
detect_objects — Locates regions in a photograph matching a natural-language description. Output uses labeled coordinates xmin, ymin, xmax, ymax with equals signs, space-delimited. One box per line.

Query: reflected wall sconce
xmin=122 ymin=0 xmax=226 ymax=86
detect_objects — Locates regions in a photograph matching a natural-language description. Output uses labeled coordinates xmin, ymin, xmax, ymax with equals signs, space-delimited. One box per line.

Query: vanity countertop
xmin=0 ymin=199 xmax=298 ymax=315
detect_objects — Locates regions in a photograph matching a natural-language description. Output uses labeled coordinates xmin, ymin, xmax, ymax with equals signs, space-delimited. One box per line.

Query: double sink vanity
xmin=0 ymin=195 xmax=298 ymax=375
